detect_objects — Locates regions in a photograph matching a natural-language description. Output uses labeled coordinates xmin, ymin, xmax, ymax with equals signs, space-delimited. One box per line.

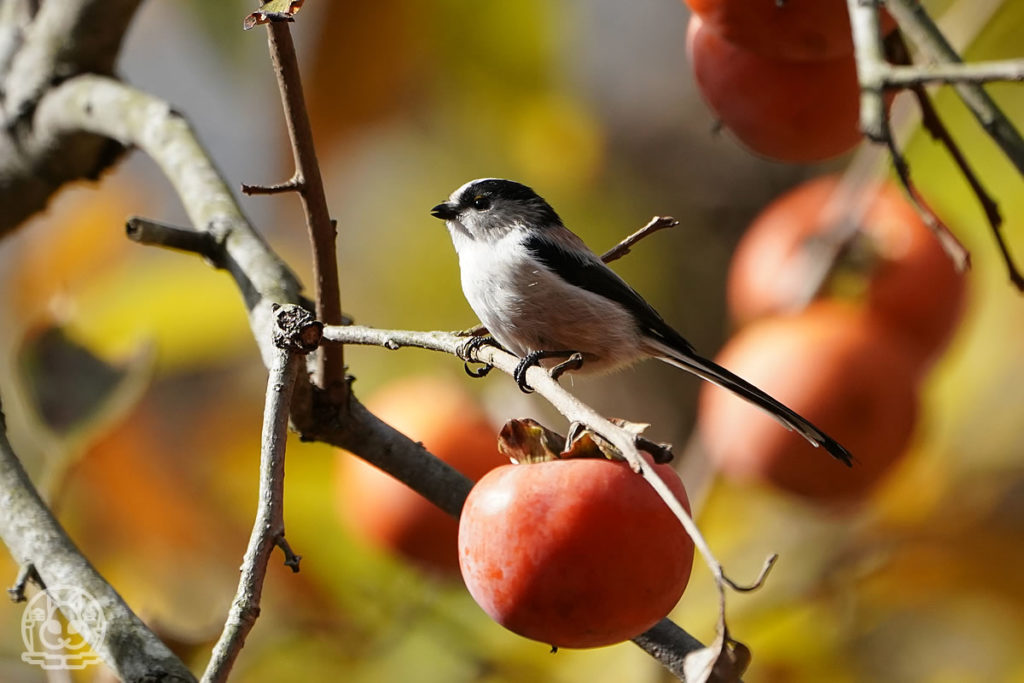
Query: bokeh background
xmin=0 ymin=0 xmax=1022 ymax=680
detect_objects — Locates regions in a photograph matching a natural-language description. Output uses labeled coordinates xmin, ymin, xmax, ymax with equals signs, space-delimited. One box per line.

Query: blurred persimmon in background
xmin=686 ymin=14 xmax=864 ymax=162
xmin=727 ymin=175 xmax=966 ymax=372
xmin=303 ymin=1 xmax=424 ymax=153
xmin=682 ymin=0 xmax=894 ymax=61
xmin=698 ymin=302 xmax=920 ymax=502
xmin=335 ymin=375 xmax=504 ymax=575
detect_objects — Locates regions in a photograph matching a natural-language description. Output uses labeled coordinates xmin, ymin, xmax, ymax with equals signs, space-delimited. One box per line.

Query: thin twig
xmin=883 ymin=32 xmax=1003 ymax=229
xmin=911 ymin=87 xmax=1002 ymax=229
xmin=241 ymin=179 xmax=303 ymax=195
xmin=322 ymin=325 xmax=649 ymax=469
xmin=600 ymin=216 xmax=679 ymax=264
xmin=884 ymin=133 xmax=971 ymax=270
xmin=883 ymin=59 xmax=1024 ymax=87
xmin=34 ymin=74 xmax=305 ymax=367
xmin=882 ymin=25 xmax=1022 ymax=287
xmin=847 ymin=0 xmax=971 ymax=271
xmin=629 ymin=453 xmax=750 ymax=680
xmin=202 ymin=308 xmax=306 ymax=683
xmin=723 ymin=553 xmax=779 ymax=593
xmin=908 ymin=84 xmax=1023 ymax=287
xmin=847 ymin=0 xmax=889 ymax=143
xmin=125 ymin=216 xmax=222 ymax=263
xmin=873 ymin=30 xmax=1022 ymax=288
xmin=264 ymin=22 xmax=346 ymax=398
xmin=886 ymin=0 xmax=1024 ymax=177
xmin=7 ymin=562 xmax=42 ymax=602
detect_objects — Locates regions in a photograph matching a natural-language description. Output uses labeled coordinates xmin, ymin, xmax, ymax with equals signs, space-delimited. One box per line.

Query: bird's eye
xmin=472 ymin=195 xmax=492 ymax=211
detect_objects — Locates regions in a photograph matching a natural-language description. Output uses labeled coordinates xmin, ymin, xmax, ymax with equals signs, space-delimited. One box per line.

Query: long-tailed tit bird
xmin=431 ymin=178 xmax=852 ymax=466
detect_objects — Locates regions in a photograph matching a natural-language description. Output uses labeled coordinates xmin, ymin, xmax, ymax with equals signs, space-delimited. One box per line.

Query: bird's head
xmin=431 ymin=178 xmax=562 ymax=241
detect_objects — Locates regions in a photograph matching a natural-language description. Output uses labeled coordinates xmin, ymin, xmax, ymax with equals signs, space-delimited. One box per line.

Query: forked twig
xmin=886 ymin=0 xmax=1024 ymax=176
xmin=848 ymin=0 xmax=1024 ymax=288
xmin=259 ymin=22 xmax=347 ymax=397
xmin=847 ymin=0 xmax=971 ymax=271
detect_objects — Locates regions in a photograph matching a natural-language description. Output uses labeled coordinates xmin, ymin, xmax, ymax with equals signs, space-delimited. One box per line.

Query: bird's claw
xmin=550 ymin=352 xmax=584 ymax=381
xmin=458 ymin=335 xmax=498 ymax=379
xmin=457 ymin=334 xmax=497 ymax=360
xmin=513 ymin=350 xmax=584 ymax=393
xmin=464 ymin=362 xmax=492 ymax=378
xmin=513 ymin=352 xmax=541 ymax=393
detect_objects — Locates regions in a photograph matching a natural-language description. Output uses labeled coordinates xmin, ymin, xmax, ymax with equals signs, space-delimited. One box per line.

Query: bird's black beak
xmin=430 ymin=202 xmax=457 ymax=220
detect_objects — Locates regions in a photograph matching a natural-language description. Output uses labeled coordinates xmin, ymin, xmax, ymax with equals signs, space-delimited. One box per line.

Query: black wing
xmin=524 ymin=236 xmax=854 ymax=465
xmin=523 ymin=234 xmax=695 ymax=355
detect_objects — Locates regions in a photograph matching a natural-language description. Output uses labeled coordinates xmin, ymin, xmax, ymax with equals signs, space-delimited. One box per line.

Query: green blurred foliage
xmin=0 ymin=0 xmax=1022 ymax=681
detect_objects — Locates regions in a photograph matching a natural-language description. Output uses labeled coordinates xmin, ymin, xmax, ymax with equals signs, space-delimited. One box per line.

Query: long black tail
xmin=655 ymin=344 xmax=853 ymax=466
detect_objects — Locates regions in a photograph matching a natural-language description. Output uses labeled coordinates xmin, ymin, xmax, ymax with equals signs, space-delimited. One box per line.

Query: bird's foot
xmin=550 ymin=352 xmax=584 ymax=382
xmin=458 ymin=335 xmax=500 ymax=379
xmin=513 ymin=350 xmax=584 ymax=393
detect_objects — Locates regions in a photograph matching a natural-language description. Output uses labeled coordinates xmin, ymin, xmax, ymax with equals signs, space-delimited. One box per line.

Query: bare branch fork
xmin=847 ymin=0 xmax=1024 ymax=289
xmin=244 ymin=22 xmax=347 ymax=398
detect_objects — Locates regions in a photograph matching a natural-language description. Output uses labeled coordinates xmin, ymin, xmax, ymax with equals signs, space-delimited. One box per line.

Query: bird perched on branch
xmin=431 ymin=178 xmax=852 ymax=466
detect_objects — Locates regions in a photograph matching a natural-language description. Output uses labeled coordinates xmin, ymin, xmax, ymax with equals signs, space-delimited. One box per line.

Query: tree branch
xmin=885 ymin=0 xmax=1024 ymax=177
xmin=0 ymin=397 xmax=195 ymax=682
xmin=125 ymin=216 xmax=223 ymax=263
xmin=847 ymin=0 xmax=971 ymax=271
xmin=262 ymin=22 xmax=346 ymax=397
xmin=848 ymin=0 xmax=890 ymax=144
xmin=881 ymin=58 xmax=1024 ymax=87
xmin=905 ymin=76 xmax=1024 ymax=288
xmin=0 ymin=0 xmax=142 ymax=234
xmin=321 ymin=325 xmax=653 ymax=472
xmin=202 ymin=307 xmax=307 ymax=683
xmin=29 ymin=73 xmax=306 ymax=365
xmin=633 ymin=618 xmax=713 ymax=680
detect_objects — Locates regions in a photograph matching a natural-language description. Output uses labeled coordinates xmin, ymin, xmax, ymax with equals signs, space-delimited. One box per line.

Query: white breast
xmin=453 ymin=229 xmax=534 ymax=355
xmin=449 ymin=226 xmax=645 ymax=373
